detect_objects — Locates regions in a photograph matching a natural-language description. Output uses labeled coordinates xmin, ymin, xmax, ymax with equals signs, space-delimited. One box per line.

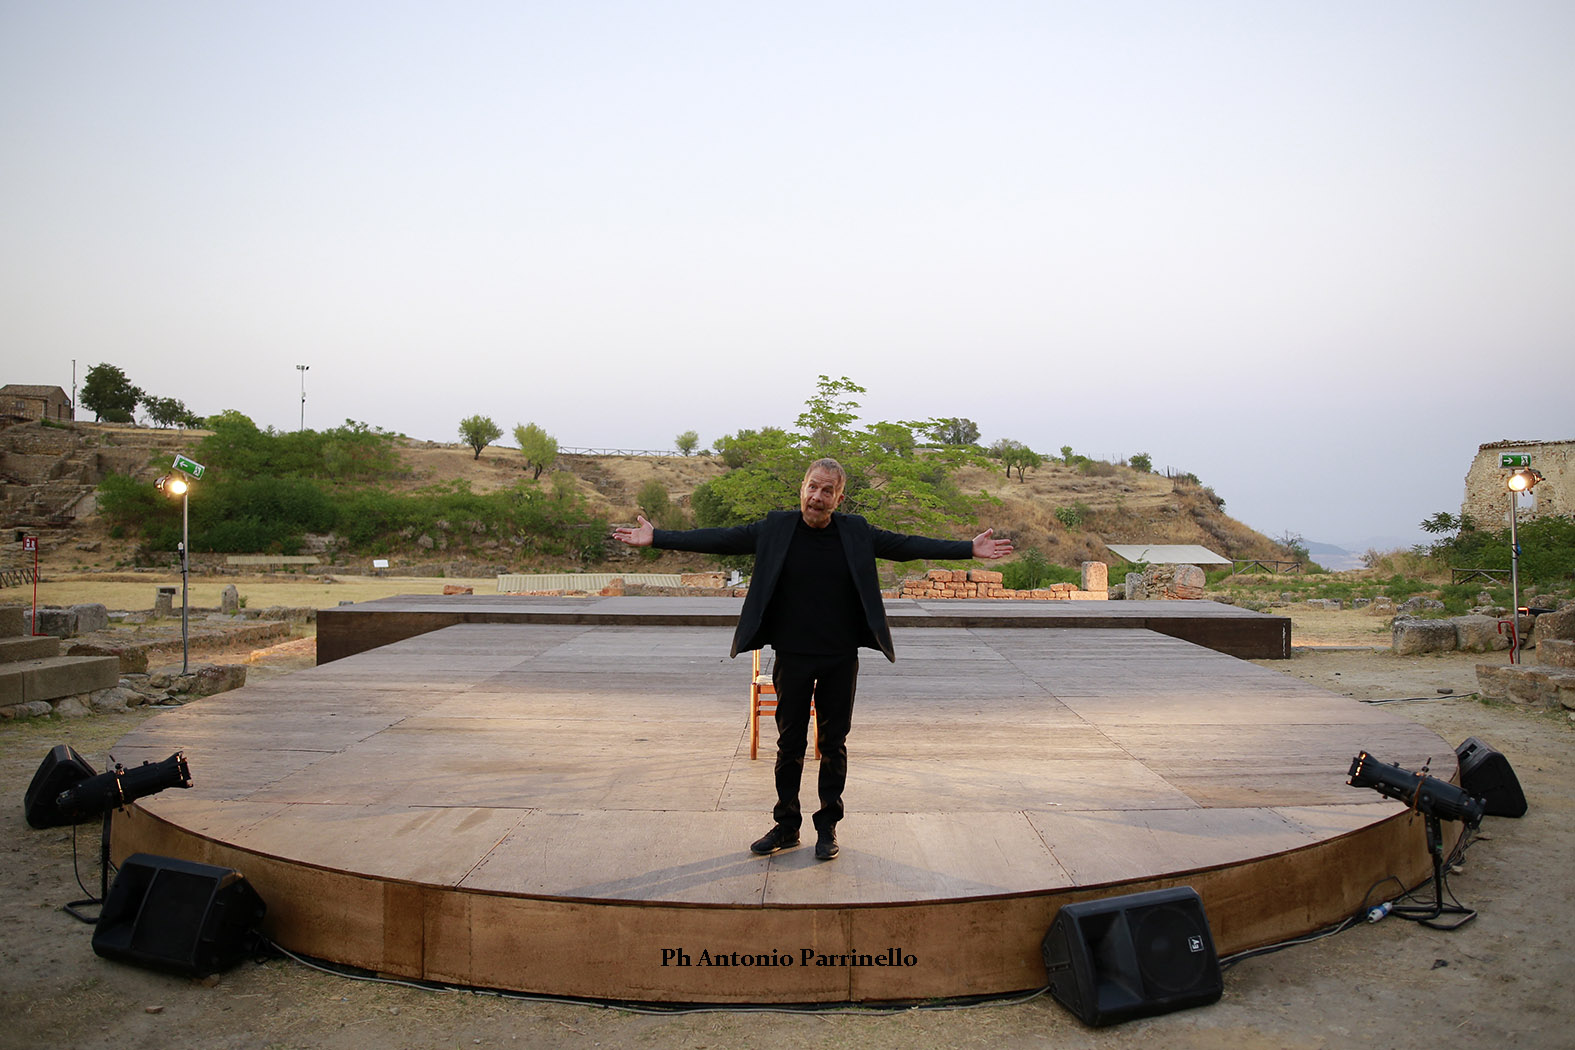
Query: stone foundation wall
xmin=1462 ymin=439 xmax=1574 ymax=526
xmin=895 ymin=569 xmax=1106 ymax=601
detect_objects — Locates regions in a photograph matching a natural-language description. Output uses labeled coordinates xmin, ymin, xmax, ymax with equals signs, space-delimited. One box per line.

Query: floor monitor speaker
xmin=1456 ymin=737 xmax=1527 ymax=818
xmin=24 ymin=745 xmax=96 ymax=829
xmin=92 ymin=853 xmax=266 ymax=977
xmin=1042 ymin=886 xmax=1223 ymax=1027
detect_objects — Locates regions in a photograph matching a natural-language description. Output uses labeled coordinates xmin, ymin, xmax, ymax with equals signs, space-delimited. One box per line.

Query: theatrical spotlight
xmin=1347 ymin=751 xmax=1484 ymax=929
xmin=24 ymin=747 xmax=192 ymax=829
xmin=1507 ymin=467 xmax=1543 ymax=492
xmin=1347 ymin=751 xmax=1485 ymax=827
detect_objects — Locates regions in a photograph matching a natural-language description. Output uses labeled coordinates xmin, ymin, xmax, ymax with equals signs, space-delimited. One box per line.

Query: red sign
xmin=22 ymin=536 xmax=37 ymax=552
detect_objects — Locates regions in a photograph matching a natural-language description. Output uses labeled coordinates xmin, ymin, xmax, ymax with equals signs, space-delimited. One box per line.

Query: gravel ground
xmin=2 ymin=639 xmax=1570 ymax=1050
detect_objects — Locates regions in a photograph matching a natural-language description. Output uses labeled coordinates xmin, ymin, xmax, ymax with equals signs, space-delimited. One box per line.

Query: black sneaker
xmin=815 ymin=827 xmax=839 ymax=860
xmin=750 ymin=825 xmax=800 ymax=855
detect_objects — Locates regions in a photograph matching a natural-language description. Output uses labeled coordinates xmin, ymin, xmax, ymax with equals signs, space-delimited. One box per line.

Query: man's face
xmin=799 ymin=467 xmax=844 ymax=528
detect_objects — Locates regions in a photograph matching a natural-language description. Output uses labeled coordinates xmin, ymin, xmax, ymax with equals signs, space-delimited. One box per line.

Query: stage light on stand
xmin=22 ymin=746 xmax=193 ymax=924
xmin=1347 ymin=751 xmax=1484 ymax=827
xmin=1347 ymin=751 xmax=1483 ymax=929
xmin=53 ymin=751 xmax=192 ymax=825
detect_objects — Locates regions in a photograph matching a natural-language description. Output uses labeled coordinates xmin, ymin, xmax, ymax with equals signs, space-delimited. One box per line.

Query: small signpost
xmin=23 ymin=535 xmax=39 ymax=635
xmin=1500 ymin=453 xmax=1532 ymax=468
xmin=172 ymin=454 xmax=206 ymax=479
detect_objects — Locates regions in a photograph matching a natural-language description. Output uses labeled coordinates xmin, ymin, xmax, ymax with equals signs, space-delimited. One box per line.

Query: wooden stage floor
xmin=108 ymin=618 xmax=1450 ymax=1003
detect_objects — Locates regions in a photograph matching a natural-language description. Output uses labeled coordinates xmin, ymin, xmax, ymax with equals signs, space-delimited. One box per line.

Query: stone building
xmin=1461 ymin=439 xmax=1573 ymax=526
xmin=0 ymin=385 xmax=74 ymax=423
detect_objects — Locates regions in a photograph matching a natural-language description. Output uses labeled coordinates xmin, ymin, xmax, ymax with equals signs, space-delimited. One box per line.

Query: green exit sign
xmin=172 ymin=454 xmax=206 ymax=479
xmin=1500 ymin=453 xmax=1532 ymax=468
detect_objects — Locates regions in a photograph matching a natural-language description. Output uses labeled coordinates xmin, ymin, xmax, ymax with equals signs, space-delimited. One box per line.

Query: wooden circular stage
xmin=106 ymin=605 xmax=1452 ymax=1003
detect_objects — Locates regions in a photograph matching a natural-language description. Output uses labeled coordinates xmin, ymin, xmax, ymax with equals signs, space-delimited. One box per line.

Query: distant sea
xmin=1306 ymin=537 xmax=1419 ymax=571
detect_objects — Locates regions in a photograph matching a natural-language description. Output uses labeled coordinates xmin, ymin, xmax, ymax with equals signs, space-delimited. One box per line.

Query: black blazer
xmin=652 ymin=510 xmax=973 ymax=662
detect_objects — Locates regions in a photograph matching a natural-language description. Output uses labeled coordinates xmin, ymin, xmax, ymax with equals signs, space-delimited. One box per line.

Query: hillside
xmin=1 ymin=420 xmax=1290 ymax=574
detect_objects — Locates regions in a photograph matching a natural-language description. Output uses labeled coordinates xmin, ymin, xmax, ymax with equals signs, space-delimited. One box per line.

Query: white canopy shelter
xmin=1104 ymin=543 xmax=1231 ymax=566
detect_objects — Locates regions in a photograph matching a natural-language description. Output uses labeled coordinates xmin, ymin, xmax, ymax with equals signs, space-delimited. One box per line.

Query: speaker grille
xmin=128 ymin=868 xmax=213 ymax=960
xmin=1132 ymin=903 xmax=1212 ymax=994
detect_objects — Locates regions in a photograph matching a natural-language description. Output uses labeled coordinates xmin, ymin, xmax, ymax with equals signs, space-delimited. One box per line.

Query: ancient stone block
xmin=1532 ymin=607 xmax=1575 ymax=646
xmin=1081 ymin=561 xmax=1108 ymax=592
xmin=1539 ymin=639 xmax=1575 ymax=668
xmin=1476 ymin=664 xmax=1575 ymax=709
xmin=1392 ymin=617 xmax=1458 ymax=655
xmin=1454 ymin=615 xmax=1512 ymax=653
xmin=70 ymin=603 xmax=110 ymax=634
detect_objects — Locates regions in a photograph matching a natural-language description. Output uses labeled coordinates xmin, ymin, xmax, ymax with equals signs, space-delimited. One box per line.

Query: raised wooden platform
xmin=317 ymin=594 xmax=1292 ymax=663
xmin=106 ymin=620 xmax=1448 ymax=1003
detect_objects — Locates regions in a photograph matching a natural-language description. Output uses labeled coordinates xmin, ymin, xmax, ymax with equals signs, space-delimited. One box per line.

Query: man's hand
xmin=612 ymin=515 xmax=655 ymax=547
xmin=972 ymin=528 xmax=1013 ymax=560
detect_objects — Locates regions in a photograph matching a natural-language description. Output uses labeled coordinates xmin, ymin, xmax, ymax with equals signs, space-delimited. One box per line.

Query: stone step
xmin=0 ymin=654 xmax=121 ymax=708
xmin=0 ymin=634 xmax=61 ymax=664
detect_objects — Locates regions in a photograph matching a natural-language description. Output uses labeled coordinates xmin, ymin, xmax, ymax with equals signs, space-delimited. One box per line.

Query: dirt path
xmin=2 ymin=620 xmax=1571 ymax=1048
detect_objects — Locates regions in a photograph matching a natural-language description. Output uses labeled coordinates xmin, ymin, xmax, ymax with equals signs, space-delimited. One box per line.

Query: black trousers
xmin=770 ymin=650 xmax=858 ymax=833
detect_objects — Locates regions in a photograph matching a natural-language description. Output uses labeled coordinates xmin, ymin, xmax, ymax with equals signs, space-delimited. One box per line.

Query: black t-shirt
xmin=760 ymin=517 xmax=863 ymax=656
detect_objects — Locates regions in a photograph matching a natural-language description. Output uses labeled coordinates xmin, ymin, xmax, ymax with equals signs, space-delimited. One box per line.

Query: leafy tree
xmin=713 ymin=427 xmax=790 ymax=469
xmin=1007 ymin=445 xmax=1043 ymax=482
xmin=459 ymin=415 xmax=502 ymax=460
xmin=1276 ymin=530 xmax=1311 ymax=562
xmin=1060 ymin=445 xmax=1075 ymax=465
xmin=1130 ymin=452 xmax=1153 ymax=473
xmin=80 ymin=363 xmax=142 ymax=422
xmin=144 ymin=396 xmax=201 ymax=428
xmin=675 ymin=430 xmax=700 ymax=456
xmin=195 ymin=412 xmax=398 ymax=481
xmin=927 ymin=417 xmax=980 ymax=446
xmin=513 ymin=422 xmax=558 ymax=479
xmin=1420 ymin=511 xmax=1474 ymax=536
xmin=795 ymin=375 xmax=865 ymax=456
xmin=694 ymin=377 xmax=985 ymax=538
xmin=990 ymin=438 xmax=1041 ymax=480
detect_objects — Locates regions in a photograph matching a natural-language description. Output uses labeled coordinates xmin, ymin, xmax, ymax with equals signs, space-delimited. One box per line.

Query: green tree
xmin=675 ymin=430 xmax=700 ymax=456
xmin=80 ymin=363 xmax=142 ymax=422
xmin=513 ymin=422 xmax=558 ymax=479
xmin=695 ymin=377 xmax=984 ymax=537
xmin=713 ymin=427 xmax=790 ymax=469
xmin=1008 ymin=445 xmax=1043 ymax=482
xmin=144 ymin=396 xmax=200 ymax=428
xmin=795 ymin=375 xmax=865 ymax=456
xmin=459 ymin=415 xmax=502 ymax=460
xmin=637 ymin=479 xmax=670 ymax=519
xmin=1060 ymin=445 xmax=1075 ymax=465
xmin=1130 ymin=452 xmax=1153 ymax=473
xmin=927 ymin=417 xmax=980 ymax=446
xmin=990 ymin=438 xmax=1041 ymax=480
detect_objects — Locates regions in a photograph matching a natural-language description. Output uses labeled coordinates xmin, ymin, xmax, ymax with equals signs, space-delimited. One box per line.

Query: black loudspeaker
xmin=92 ymin=854 xmax=267 ymax=977
xmin=1456 ymin=737 xmax=1527 ymax=818
xmin=24 ymin=745 xmax=97 ymax=829
xmin=1041 ymin=886 xmax=1223 ymax=1027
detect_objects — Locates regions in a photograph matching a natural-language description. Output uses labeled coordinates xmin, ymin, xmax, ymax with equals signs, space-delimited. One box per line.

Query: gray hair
xmin=803 ymin=458 xmax=847 ymax=493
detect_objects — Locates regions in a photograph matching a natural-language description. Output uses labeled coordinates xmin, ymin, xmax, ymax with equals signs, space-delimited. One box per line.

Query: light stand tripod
xmin=1389 ymin=813 xmax=1476 ymax=931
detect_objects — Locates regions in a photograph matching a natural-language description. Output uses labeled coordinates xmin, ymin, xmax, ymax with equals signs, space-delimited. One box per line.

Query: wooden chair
xmin=750 ymin=649 xmax=817 ymax=760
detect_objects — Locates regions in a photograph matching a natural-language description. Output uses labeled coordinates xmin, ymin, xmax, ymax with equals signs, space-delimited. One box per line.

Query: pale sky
xmin=3 ymin=2 xmax=1571 ymax=551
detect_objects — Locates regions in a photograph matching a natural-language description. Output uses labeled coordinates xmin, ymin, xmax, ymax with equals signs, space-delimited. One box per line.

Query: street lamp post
xmin=297 ymin=364 xmax=309 ymax=431
xmin=1505 ymin=466 xmax=1543 ymax=665
xmin=157 ymin=473 xmax=192 ymax=673
xmin=157 ymin=454 xmax=204 ymax=675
